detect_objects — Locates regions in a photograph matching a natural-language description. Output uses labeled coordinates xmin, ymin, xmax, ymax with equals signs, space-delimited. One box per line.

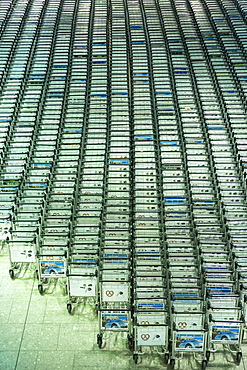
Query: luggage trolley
xmin=0 ymin=204 xmax=12 ymax=250
xmin=66 ymin=206 xmax=100 ymax=314
xmin=0 ymin=184 xmax=18 ymax=247
xmin=7 ymin=230 xmax=38 ymax=280
xmin=240 ymin=286 xmax=247 ymax=328
xmin=204 ymin=274 xmax=244 ymax=363
xmin=97 ymin=260 xmax=131 ymax=349
xmin=208 ymin=316 xmax=243 ymax=365
xmin=7 ymin=144 xmax=44 ymax=267
xmin=234 ymin=249 xmax=247 ymax=324
xmin=131 ymin=254 xmax=169 ymax=365
xmin=172 ymin=329 xmax=208 ymax=370
xmin=169 ymin=289 xmax=208 ymax=370
xmin=132 ymin=255 xmax=169 ymax=362
xmin=66 ymin=249 xmax=98 ymax=314
xmin=36 ymin=246 xmax=68 ymax=295
xmin=6 ymin=179 xmax=49 ymax=274
xmin=132 ymin=299 xmax=169 ymax=365
xmin=36 ymin=216 xmax=70 ymax=295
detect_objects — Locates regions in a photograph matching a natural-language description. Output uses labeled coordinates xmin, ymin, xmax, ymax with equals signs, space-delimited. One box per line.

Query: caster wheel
xmin=170 ymin=359 xmax=175 ymax=369
xmin=206 ymin=351 xmax=210 ymax=361
xmin=38 ymin=284 xmax=44 ymax=295
xmin=202 ymin=360 xmax=207 ymax=370
xmin=9 ymin=269 xmax=15 ymax=280
xmin=164 ymin=353 xmax=169 ymax=364
xmin=236 ymin=351 xmax=242 ymax=365
xmin=133 ymin=354 xmax=138 ymax=364
xmin=97 ymin=334 xmax=103 ymax=349
xmin=67 ymin=303 xmax=73 ymax=315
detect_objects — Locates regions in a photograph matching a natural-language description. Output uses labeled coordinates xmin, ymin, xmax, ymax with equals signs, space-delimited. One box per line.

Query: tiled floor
xmin=0 ymin=244 xmax=246 ymax=370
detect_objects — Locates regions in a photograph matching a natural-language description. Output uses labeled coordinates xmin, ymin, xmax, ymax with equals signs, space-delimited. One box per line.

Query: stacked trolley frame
xmin=126 ymin=0 xmax=170 ymax=364
xmin=96 ymin=0 xmax=133 ymax=348
xmin=184 ymin=0 xmax=247 ymax=363
xmin=66 ymin=0 xmax=99 ymax=314
xmin=3 ymin=0 xmax=58 ymax=279
xmin=36 ymin=0 xmax=79 ymax=295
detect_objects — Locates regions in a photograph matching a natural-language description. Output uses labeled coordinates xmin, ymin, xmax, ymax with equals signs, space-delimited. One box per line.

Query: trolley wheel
xmin=67 ymin=303 xmax=73 ymax=315
xmin=9 ymin=269 xmax=15 ymax=280
xmin=202 ymin=360 xmax=207 ymax=370
xmin=9 ymin=269 xmax=16 ymax=280
xmin=133 ymin=354 xmax=138 ymax=364
xmin=38 ymin=284 xmax=44 ymax=295
xmin=97 ymin=334 xmax=103 ymax=349
xmin=236 ymin=351 xmax=242 ymax=365
xmin=170 ymin=359 xmax=175 ymax=369
xmin=164 ymin=353 xmax=169 ymax=364
xmin=206 ymin=351 xmax=210 ymax=361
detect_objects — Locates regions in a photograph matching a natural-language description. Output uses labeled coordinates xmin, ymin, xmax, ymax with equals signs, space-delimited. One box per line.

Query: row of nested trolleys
xmin=1 ymin=0 xmax=247 ymax=368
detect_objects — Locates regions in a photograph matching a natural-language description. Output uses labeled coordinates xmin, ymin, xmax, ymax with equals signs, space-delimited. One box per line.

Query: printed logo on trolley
xmin=105 ymin=290 xmax=114 ymax=297
xmin=141 ymin=334 xmax=150 ymax=341
xmin=178 ymin=322 xmax=187 ymax=329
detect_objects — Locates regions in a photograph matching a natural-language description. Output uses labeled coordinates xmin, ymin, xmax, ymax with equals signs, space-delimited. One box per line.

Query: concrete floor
xmin=0 ymin=244 xmax=246 ymax=370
